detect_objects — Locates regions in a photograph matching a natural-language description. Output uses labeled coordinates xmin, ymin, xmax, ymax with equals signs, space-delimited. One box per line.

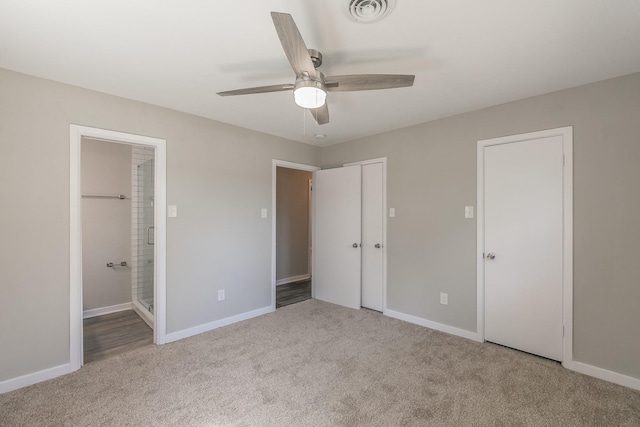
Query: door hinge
xmin=562 ymin=153 xmax=565 ymax=166
xmin=562 ymin=326 xmax=565 ymax=337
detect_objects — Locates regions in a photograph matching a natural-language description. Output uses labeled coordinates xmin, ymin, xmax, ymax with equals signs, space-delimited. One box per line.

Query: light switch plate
xmin=440 ymin=293 xmax=448 ymax=305
xmin=465 ymin=206 xmax=474 ymax=219
xmin=261 ymin=208 xmax=268 ymax=219
xmin=389 ymin=208 xmax=396 ymax=218
xmin=168 ymin=205 xmax=177 ymax=218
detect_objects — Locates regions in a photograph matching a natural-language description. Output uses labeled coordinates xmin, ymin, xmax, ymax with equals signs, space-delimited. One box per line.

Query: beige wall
xmin=321 ymin=72 xmax=640 ymax=380
xmin=276 ymin=167 xmax=312 ymax=281
xmin=0 ymin=68 xmax=320 ymax=381
xmin=2 ymin=65 xmax=638 ymax=386
xmin=81 ymin=139 xmax=132 ymax=311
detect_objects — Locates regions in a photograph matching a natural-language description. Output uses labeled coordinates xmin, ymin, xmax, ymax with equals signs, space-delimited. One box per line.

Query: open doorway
xmin=70 ymin=125 xmax=167 ymax=371
xmin=271 ymin=160 xmax=320 ymax=309
xmin=81 ymin=138 xmax=154 ymax=363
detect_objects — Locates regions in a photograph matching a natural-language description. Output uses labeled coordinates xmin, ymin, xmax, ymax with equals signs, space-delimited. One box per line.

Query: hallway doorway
xmin=271 ymin=160 xmax=320 ymax=310
xmin=276 ymin=279 xmax=311 ymax=308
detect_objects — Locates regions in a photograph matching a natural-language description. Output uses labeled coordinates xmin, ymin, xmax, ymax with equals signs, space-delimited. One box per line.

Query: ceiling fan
xmin=217 ymin=12 xmax=415 ymax=125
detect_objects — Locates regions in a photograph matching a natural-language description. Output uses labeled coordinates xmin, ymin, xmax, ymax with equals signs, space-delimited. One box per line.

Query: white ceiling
xmin=2 ymin=1 xmax=640 ymax=146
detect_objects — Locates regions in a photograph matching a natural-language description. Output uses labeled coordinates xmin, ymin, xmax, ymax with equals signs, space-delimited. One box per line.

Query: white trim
xmin=561 ymin=129 xmax=574 ymax=364
xmin=0 ymin=364 xmax=72 ymax=394
xmin=70 ymin=125 xmax=167 ymax=374
xmin=276 ymin=274 xmax=311 ymax=286
xmin=385 ymin=309 xmax=640 ymax=392
xmin=83 ymin=303 xmax=132 ymax=319
xmin=344 ymin=157 xmax=388 ymax=312
xmin=69 ymin=128 xmax=82 ymax=372
xmin=564 ymin=361 xmax=640 ymax=392
xmin=476 ymin=126 xmax=573 ymax=362
xmin=271 ymin=160 xmax=321 ymax=310
xmin=154 ymin=140 xmax=168 ymax=345
xmin=308 ymin=178 xmax=313 ymax=279
xmin=385 ymin=309 xmax=480 ymax=342
xmin=165 ymin=305 xmax=273 ymax=343
xmin=476 ymin=142 xmax=484 ymax=343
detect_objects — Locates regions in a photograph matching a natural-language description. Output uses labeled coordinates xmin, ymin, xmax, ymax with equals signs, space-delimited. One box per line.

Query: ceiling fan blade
xmin=217 ymin=84 xmax=294 ymax=96
xmin=309 ymin=103 xmax=329 ymax=125
xmin=271 ymin=12 xmax=317 ymax=78
xmin=325 ymin=74 xmax=415 ymax=92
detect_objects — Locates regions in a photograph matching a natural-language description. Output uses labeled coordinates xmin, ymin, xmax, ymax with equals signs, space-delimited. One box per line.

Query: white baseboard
xmin=83 ymin=302 xmax=132 ymax=319
xmin=0 ymin=363 xmax=72 ymax=394
xmin=3 ymin=307 xmax=638 ymax=396
xmin=384 ymin=309 xmax=480 ymax=342
xmin=383 ymin=310 xmax=640 ymax=391
xmin=165 ymin=305 xmax=274 ymax=343
xmin=564 ymin=360 xmax=640 ymax=391
xmin=1 ymin=305 xmax=273 ymax=393
xmin=276 ymin=274 xmax=310 ymax=286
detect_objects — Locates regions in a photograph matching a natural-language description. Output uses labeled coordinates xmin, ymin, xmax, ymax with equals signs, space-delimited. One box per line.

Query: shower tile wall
xmin=131 ymin=146 xmax=155 ymax=314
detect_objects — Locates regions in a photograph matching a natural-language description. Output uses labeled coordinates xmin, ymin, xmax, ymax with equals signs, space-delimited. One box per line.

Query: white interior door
xmin=361 ymin=163 xmax=384 ymax=311
xmin=484 ymin=136 xmax=563 ymax=361
xmin=312 ymin=166 xmax=362 ymax=309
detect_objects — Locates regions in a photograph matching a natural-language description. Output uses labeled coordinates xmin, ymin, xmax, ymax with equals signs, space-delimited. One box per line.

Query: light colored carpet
xmin=1 ymin=299 xmax=639 ymax=426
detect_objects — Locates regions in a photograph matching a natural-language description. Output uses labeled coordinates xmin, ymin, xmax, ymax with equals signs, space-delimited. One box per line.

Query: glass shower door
xmin=137 ymin=158 xmax=154 ymax=314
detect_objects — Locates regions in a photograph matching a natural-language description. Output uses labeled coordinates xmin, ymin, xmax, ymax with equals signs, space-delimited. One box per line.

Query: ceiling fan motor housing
xmin=295 ymin=72 xmax=326 ymax=89
xmin=294 ymin=77 xmax=325 ymax=91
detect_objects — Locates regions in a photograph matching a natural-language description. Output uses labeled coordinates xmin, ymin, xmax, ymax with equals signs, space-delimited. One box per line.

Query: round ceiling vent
xmin=345 ymin=0 xmax=396 ymax=23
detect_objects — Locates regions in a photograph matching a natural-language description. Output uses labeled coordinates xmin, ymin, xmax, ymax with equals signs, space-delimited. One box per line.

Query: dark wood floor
xmin=276 ymin=279 xmax=312 ymax=308
xmin=83 ymin=310 xmax=153 ymax=364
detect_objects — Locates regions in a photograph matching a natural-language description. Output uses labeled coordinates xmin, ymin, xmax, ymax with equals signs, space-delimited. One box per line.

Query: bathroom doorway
xmin=80 ymin=139 xmax=156 ymax=363
xmin=70 ymin=125 xmax=167 ymax=371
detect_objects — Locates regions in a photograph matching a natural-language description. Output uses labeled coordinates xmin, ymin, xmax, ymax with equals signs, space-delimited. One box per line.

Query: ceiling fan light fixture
xmin=293 ymin=79 xmax=327 ymax=109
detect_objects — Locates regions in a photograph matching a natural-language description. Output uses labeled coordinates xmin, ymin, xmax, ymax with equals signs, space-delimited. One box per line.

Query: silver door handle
xmin=486 ymin=253 xmax=495 ymax=260
xmin=147 ymin=226 xmax=155 ymax=245
xmin=375 ymin=243 xmax=382 ymax=249
xmin=352 ymin=243 xmax=359 ymax=248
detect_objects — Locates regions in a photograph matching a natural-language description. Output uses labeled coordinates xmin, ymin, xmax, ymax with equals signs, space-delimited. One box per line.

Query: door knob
xmin=375 ymin=243 xmax=382 ymax=249
xmin=486 ymin=253 xmax=496 ymax=260
xmin=353 ymin=243 xmax=359 ymax=248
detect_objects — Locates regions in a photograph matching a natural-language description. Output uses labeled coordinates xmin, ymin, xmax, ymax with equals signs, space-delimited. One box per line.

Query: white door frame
xmin=344 ymin=157 xmax=388 ymax=313
xmin=476 ymin=127 xmax=573 ymax=364
xmin=70 ymin=125 xmax=167 ymax=371
xmin=308 ymin=178 xmax=313 ymax=278
xmin=271 ymin=160 xmax=320 ymax=310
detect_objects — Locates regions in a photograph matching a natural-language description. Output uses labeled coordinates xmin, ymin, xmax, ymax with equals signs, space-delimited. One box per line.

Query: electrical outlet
xmin=440 ymin=293 xmax=448 ymax=305
xmin=218 ymin=289 xmax=225 ymax=301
